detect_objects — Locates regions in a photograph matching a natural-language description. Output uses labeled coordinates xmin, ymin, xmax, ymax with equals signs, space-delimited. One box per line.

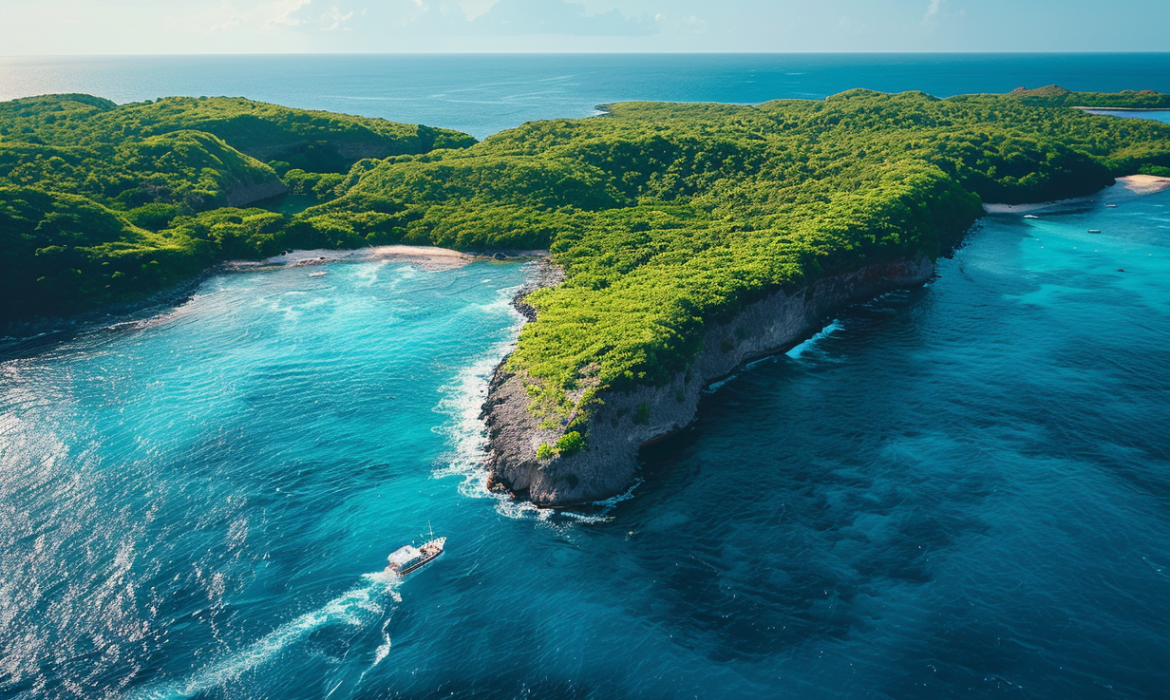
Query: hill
xmin=0 ymin=94 xmax=476 ymax=319
xmin=1008 ymin=85 xmax=1170 ymax=108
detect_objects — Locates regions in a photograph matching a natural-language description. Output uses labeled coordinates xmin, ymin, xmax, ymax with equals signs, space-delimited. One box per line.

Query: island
xmin=3 ymin=87 xmax=1169 ymax=505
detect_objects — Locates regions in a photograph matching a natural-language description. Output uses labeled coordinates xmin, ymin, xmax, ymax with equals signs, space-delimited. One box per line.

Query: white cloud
xmin=458 ymin=0 xmax=498 ymax=21
xmin=922 ymin=0 xmax=944 ymax=28
xmin=320 ymin=4 xmax=355 ymax=30
xmin=461 ymin=0 xmax=660 ymax=37
xmin=265 ymin=0 xmax=313 ymax=28
xmin=166 ymin=0 xmax=322 ymax=34
xmin=654 ymin=13 xmax=706 ymax=34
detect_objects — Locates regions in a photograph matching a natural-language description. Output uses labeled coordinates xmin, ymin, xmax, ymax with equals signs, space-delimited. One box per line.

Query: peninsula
xmin=3 ymin=87 xmax=1169 ymax=505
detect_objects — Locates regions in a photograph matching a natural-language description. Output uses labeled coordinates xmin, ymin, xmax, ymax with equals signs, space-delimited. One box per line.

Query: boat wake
xmin=125 ymin=571 xmax=402 ymax=700
xmin=372 ymin=616 xmax=394 ymax=667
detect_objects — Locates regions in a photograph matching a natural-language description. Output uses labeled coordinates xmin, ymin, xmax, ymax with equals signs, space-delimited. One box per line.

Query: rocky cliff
xmin=482 ymin=256 xmax=935 ymax=506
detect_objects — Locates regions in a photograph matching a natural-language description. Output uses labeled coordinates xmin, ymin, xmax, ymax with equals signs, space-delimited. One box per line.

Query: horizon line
xmin=5 ymin=50 xmax=1170 ymax=59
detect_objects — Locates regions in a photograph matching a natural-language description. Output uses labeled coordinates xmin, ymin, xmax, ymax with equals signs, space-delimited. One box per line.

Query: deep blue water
xmin=2 ymin=56 xmax=1170 ymax=699
xmin=3 ymin=54 xmax=1170 ymax=138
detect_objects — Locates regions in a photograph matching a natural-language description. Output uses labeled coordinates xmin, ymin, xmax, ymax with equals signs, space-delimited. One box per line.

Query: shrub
xmin=125 ymin=202 xmax=190 ymax=231
xmin=555 ymin=431 xmax=585 ymax=456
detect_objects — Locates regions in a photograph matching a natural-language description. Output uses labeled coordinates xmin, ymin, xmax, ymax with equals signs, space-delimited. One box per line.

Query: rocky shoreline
xmin=482 ymin=256 xmax=935 ymax=507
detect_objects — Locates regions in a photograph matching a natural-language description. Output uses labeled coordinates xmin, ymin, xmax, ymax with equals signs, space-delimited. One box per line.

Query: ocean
xmin=3 ymin=53 xmax=1170 ymax=139
xmin=1 ymin=55 xmax=1169 ymax=699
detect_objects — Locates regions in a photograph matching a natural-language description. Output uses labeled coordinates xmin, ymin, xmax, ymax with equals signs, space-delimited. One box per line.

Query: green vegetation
xmin=5 ymin=88 xmax=1170 ymax=449
xmin=555 ymin=432 xmax=586 ymax=456
xmin=1008 ymin=85 xmax=1170 ymax=109
xmin=339 ymin=88 xmax=1160 ymax=434
xmin=0 ymin=94 xmax=474 ymax=319
xmin=533 ymin=431 xmax=586 ymax=461
xmin=0 ymin=187 xmax=206 ymax=315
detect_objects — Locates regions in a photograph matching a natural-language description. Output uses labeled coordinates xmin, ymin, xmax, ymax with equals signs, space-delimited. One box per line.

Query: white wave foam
xmin=125 ymin=572 xmax=401 ymax=700
xmin=431 ymin=281 xmax=528 ymax=520
xmin=786 ymin=320 xmax=843 ymax=359
xmin=703 ymin=320 xmax=844 ymax=394
xmin=354 ymin=259 xmax=388 ymax=288
xmin=553 ymin=478 xmax=644 ymax=525
xmin=432 ymin=269 xmax=637 ymax=523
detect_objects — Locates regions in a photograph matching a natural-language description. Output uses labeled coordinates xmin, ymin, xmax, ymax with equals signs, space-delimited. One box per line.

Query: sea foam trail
xmin=125 ymin=571 xmax=400 ymax=700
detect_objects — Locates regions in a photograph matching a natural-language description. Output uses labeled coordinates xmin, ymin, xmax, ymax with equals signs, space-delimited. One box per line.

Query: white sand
xmin=984 ymin=174 xmax=1170 ymax=214
xmin=1117 ymin=174 xmax=1170 ymax=195
xmin=364 ymin=245 xmax=476 ymax=270
xmin=265 ymin=245 xmax=476 ymax=271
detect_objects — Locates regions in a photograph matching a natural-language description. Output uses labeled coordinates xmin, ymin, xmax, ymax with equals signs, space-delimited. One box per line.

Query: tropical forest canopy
xmin=3 ymin=87 xmax=1169 ymax=429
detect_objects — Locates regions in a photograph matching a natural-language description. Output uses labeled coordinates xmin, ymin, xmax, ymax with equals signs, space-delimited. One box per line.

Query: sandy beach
xmin=364 ymin=245 xmax=477 ymax=270
xmin=1117 ymin=174 xmax=1170 ymax=194
xmin=264 ymin=245 xmax=477 ymax=271
xmin=984 ymin=174 xmax=1170 ymax=214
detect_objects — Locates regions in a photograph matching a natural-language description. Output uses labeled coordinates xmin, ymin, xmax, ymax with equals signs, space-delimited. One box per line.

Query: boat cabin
xmin=388 ymin=545 xmax=423 ymax=572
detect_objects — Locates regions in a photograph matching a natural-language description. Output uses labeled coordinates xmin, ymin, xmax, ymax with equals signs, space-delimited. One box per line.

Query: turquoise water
xmin=3 ymin=187 xmax=1169 ymax=698
xmin=0 ymin=259 xmax=531 ymax=698
xmin=4 ymin=54 xmax=1170 ymax=138
xmin=1086 ymin=109 xmax=1170 ymax=125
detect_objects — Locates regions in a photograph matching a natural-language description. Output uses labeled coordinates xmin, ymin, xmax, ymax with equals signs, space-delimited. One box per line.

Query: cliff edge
xmin=482 ymin=256 xmax=934 ymax=506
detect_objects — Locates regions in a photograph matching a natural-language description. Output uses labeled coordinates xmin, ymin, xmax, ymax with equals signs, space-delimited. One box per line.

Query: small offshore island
xmin=3 ymin=85 xmax=1170 ymax=506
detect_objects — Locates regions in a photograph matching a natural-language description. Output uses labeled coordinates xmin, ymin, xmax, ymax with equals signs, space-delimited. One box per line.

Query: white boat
xmin=387 ymin=537 xmax=446 ymax=576
xmin=1024 ymin=214 xmax=1039 ymax=219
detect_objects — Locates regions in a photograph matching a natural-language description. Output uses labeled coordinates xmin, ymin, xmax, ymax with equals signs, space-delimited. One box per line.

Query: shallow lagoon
xmin=1085 ymin=109 xmax=1170 ymax=125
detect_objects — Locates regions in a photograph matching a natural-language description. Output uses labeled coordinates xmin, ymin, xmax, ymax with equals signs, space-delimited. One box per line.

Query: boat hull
xmin=399 ymin=552 xmax=440 ymax=576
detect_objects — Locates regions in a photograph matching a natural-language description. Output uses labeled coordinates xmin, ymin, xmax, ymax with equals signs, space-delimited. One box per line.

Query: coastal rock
xmin=483 ymin=256 xmax=935 ymax=506
xmin=510 ymin=259 xmax=565 ymax=322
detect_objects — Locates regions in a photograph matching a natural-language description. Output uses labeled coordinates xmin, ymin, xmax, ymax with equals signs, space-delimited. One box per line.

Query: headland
xmin=3 ymin=88 xmax=1170 ymax=506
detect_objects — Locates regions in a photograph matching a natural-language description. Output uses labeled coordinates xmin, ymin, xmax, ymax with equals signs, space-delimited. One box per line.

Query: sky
xmin=1 ymin=0 xmax=1169 ymax=55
